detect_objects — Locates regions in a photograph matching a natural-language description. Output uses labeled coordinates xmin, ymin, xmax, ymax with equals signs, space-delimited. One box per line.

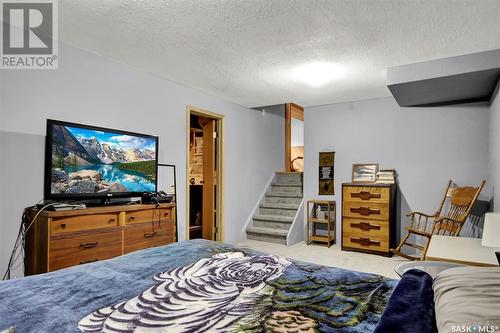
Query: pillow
xmin=374 ymin=269 xmax=436 ymax=333
xmin=433 ymin=266 xmax=500 ymax=333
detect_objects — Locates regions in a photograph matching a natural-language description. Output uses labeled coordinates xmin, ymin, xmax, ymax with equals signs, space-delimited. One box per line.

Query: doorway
xmin=186 ymin=106 xmax=224 ymax=242
xmin=285 ymin=103 xmax=304 ymax=172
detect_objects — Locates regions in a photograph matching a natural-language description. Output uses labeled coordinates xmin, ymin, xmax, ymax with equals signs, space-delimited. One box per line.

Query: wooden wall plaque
xmin=319 ymin=152 xmax=335 ymax=195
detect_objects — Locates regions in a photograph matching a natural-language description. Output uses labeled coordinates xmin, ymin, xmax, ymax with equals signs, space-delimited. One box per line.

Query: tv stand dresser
xmin=24 ymin=203 xmax=176 ymax=275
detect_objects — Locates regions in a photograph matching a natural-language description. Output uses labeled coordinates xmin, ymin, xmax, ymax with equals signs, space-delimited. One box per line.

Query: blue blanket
xmin=0 ymin=239 xmax=398 ymax=332
xmin=373 ymin=269 xmax=436 ymax=333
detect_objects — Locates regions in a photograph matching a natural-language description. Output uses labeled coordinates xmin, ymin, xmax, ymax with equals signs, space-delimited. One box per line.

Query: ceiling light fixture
xmin=291 ymin=62 xmax=346 ymax=87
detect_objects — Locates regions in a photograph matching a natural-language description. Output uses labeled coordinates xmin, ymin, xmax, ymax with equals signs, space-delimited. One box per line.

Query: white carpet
xmin=237 ymin=239 xmax=408 ymax=279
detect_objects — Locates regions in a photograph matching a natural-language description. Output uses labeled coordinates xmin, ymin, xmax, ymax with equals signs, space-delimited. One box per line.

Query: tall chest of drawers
xmin=24 ymin=203 xmax=176 ymax=275
xmin=342 ymin=183 xmax=397 ymax=256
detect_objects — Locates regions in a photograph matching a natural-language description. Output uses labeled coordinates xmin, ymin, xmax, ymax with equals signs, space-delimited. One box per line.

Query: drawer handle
xmin=351 ymin=191 xmax=381 ymax=200
xmin=351 ymin=237 xmax=380 ymax=247
xmin=108 ymin=218 xmax=116 ymax=223
xmin=351 ymin=207 xmax=380 ymax=216
xmin=129 ymin=216 xmax=136 ymax=220
xmin=163 ymin=212 xmax=169 ymax=217
xmin=80 ymin=258 xmax=99 ymax=264
xmin=351 ymin=222 xmax=381 ymax=231
xmin=60 ymin=223 xmax=66 ymax=229
xmin=79 ymin=242 xmax=98 ymax=249
xmin=144 ymin=232 xmax=157 ymax=238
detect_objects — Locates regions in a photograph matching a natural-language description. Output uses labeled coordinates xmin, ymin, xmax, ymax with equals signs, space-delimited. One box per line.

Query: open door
xmin=200 ymin=118 xmax=215 ymax=240
xmin=187 ymin=107 xmax=224 ymax=242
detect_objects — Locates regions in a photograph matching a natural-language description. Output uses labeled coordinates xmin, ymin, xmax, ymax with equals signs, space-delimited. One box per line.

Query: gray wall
xmin=304 ymin=97 xmax=491 ymax=243
xmin=489 ymin=84 xmax=500 ymax=208
xmin=0 ymin=43 xmax=284 ymax=277
xmin=291 ymin=118 xmax=304 ymax=147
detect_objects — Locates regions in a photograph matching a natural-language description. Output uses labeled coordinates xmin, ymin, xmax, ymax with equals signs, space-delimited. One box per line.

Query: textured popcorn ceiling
xmin=59 ymin=0 xmax=500 ymax=107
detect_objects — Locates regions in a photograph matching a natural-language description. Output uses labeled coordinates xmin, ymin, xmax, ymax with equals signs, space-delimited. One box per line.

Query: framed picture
xmin=352 ymin=163 xmax=378 ymax=183
xmin=158 ymin=164 xmax=178 ymax=241
xmin=157 ymin=164 xmax=177 ymax=202
xmin=319 ymin=152 xmax=335 ymax=195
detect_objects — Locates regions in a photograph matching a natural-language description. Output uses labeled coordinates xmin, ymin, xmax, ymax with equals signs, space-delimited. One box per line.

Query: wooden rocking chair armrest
xmin=433 ymin=216 xmax=462 ymax=224
xmin=406 ymin=211 xmax=437 ymax=230
xmin=406 ymin=211 xmax=437 ymax=218
xmin=432 ymin=216 xmax=464 ymax=235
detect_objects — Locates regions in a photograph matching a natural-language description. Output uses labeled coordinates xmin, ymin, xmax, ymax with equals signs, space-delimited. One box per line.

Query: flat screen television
xmin=44 ymin=119 xmax=158 ymax=202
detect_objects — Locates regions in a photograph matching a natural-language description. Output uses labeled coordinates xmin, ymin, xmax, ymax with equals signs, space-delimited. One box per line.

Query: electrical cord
xmin=2 ymin=202 xmax=58 ymax=280
xmin=1 ymin=213 xmax=25 ymax=281
xmin=153 ymin=196 xmax=162 ymax=233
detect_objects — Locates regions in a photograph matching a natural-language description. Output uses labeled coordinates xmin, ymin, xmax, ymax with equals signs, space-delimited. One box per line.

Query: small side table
xmin=306 ymin=200 xmax=336 ymax=247
xmin=394 ymin=261 xmax=465 ymax=279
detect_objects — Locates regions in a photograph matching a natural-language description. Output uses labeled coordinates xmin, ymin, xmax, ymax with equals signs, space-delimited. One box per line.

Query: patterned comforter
xmin=0 ymin=239 xmax=398 ymax=332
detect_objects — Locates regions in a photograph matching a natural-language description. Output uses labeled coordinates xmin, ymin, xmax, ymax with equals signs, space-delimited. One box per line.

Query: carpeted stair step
xmin=252 ymin=214 xmax=294 ymax=229
xmin=271 ymin=182 xmax=303 ymax=187
xmin=259 ymin=202 xmax=299 ymax=217
xmin=275 ymin=172 xmax=303 ymax=184
xmin=260 ymin=202 xmax=299 ymax=209
xmin=266 ymin=192 xmax=302 ymax=198
xmin=270 ymin=186 xmax=302 ymax=196
xmin=246 ymin=226 xmax=288 ymax=245
xmin=264 ymin=193 xmax=302 ymax=205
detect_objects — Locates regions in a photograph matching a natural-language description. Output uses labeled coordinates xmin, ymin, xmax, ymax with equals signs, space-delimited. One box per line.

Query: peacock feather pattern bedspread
xmin=0 ymin=239 xmax=398 ymax=332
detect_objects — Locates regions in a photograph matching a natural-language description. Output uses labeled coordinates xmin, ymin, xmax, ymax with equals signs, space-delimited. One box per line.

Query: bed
xmin=0 ymin=239 xmax=498 ymax=333
xmin=0 ymin=239 xmax=399 ymax=332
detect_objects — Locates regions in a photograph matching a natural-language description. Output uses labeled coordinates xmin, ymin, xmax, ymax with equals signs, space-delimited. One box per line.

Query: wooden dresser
xmin=24 ymin=203 xmax=176 ymax=275
xmin=342 ymin=183 xmax=396 ymax=256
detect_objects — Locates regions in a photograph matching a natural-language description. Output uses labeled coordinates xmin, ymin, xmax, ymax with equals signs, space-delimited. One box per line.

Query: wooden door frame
xmin=186 ymin=106 xmax=224 ymax=242
xmin=285 ymin=103 xmax=304 ymax=172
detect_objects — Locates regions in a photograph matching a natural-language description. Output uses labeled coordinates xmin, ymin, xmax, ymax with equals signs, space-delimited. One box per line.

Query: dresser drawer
xmin=343 ymin=202 xmax=389 ymax=220
xmin=49 ymin=229 xmax=122 ymax=271
xmin=159 ymin=208 xmax=172 ymax=221
xmin=151 ymin=220 xmax=175 ymax=247
xmin=343 ymin=232 xmax=389 ymax=252
xmin=343 ymin=217 xmax=389 ymax=239
xmin=125 ymin=208 xmax=173 ymax=224
xmin=123 ymin=223 xmax=155 ymax=254
xmin=50 ymin=214 xmax=119 ymax=234
xmin=125 ymin=209 xmax=159 ymax=224
xmin=343 ymin=186 xmax=390 ymax=204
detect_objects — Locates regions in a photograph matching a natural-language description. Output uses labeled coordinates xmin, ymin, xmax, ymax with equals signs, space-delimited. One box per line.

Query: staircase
xmin=246 ymin=172 xmax=303 ymax=245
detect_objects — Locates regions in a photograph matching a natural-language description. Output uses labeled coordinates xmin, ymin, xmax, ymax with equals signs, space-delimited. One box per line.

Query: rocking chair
xmin=391 ymin=179 xmax=486 ymax=260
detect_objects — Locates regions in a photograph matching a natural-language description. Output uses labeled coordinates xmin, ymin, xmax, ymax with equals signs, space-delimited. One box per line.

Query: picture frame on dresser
xmin=352 ymin=163 xmax=379 ymax=183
